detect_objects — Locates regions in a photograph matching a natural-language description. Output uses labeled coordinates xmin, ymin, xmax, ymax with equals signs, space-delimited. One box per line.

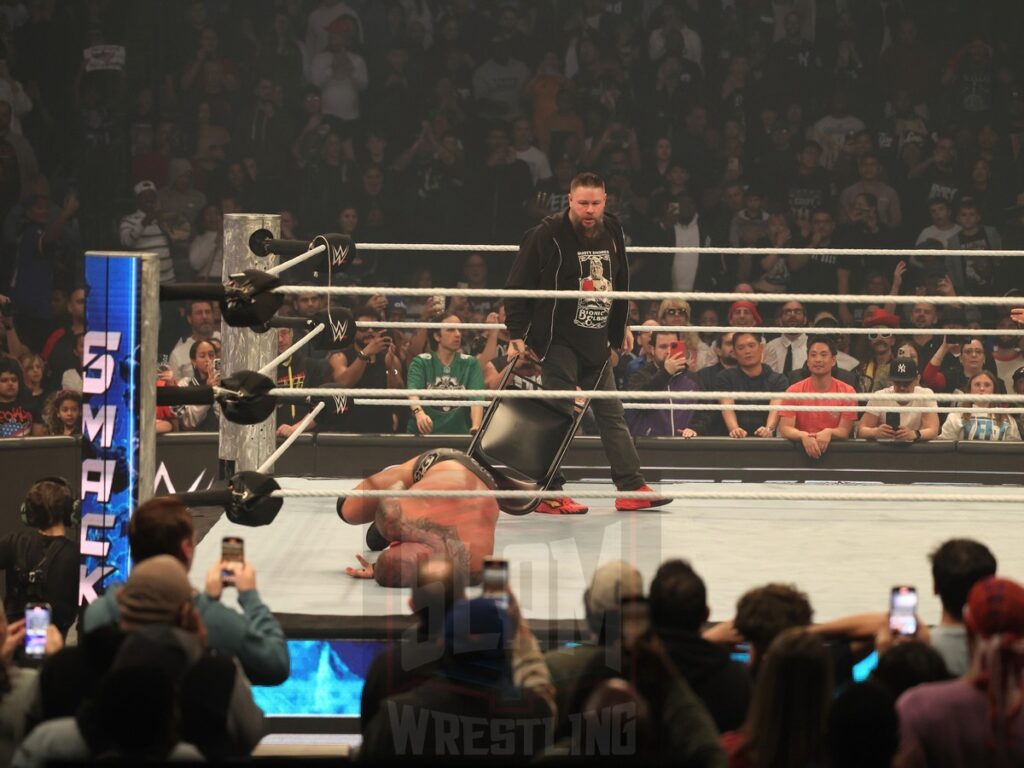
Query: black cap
xmin=1013 ymin=365 xmax=1024 ymax=384
xmin=890 ymin=357 xmax=919 ymax=382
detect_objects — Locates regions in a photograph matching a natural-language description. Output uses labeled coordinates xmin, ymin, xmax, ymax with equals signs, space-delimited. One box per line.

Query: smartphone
xmin=157 ymin=354 xmax=171 ymax=373
xmin=25 ymin=603 xmax=50 ymax=659
xmin=885 ymin=412 xmax=901 ymax=430
xmin=213 ymin=357 xmax=222 ymax=375
xmin=431 ymin=295 xmax=446 ymax=315
xmin=221 ymin=536 xmax=244 ymax=584
xmin=670 ymin=340 xmax=687 ymax=359
xmin=889 ymin=586 xmax=918 ymax=636
xmin=482 ymin=557 xmax=509 ymax=609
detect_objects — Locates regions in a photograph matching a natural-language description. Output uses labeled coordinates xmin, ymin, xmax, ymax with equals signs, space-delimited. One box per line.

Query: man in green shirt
xmin=407 ymin=314 xmax=485 ymax=434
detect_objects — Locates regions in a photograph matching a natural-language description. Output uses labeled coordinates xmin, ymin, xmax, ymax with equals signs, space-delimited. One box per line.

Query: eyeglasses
xmin=663 ymin=308 xmax=688 ymax=317
xmin=868 ymin=331 xmax=893 ymax=340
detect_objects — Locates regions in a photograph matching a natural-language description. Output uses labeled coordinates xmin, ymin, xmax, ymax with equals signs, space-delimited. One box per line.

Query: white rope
xmin=256 ymin=401 xmax=325 ymax=474
xmin=272 ymin=387 xmax=1024 ymax=403
xmin=350 ymin=398 xmax=1024 ymax=415
xmin=271 ymin=487 xmax=1024 ymax=503
xmin=258 ymin=323 xmax=324 ymax=376
xmin=357 ymin=320 xmax=1024 ymax=337
xmin=265 ymin=243 xmax=326 ymax=277
xmin=353 ymin=242 xmax=1024 ymax=259
xmin=273 ymin=284 xmax=1020 ymax=306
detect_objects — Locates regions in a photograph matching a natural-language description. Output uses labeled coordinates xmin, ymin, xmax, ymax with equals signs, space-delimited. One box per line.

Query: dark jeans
xmin=542 ymin=343 xmax=645 ymax=490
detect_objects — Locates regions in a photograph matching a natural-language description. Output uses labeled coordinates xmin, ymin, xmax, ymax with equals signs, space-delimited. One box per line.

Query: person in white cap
xmin=120 ymin=180 xmax=173 ymax=283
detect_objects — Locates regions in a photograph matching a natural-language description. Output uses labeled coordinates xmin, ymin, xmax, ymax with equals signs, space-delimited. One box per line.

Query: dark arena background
xmin=1 ymin=0 xmax=1024 ymax=764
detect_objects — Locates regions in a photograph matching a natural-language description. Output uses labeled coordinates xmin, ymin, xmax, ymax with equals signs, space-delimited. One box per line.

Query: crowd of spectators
xmin=0 ymin=0 xmax=1023 ymax=443
xmin=1 ymin=471 xmax=1021 ymax=763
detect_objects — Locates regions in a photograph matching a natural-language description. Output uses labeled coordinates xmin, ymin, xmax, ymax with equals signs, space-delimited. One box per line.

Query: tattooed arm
xmin=373 ymin=498 xmax=472 ymax=587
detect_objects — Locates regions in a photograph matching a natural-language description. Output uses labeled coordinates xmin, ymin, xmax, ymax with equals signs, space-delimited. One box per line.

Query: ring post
xmin=220 ymin=214 xmax=280 ymax=474
xmin=79 ymin=251 xmax=158 ymax=605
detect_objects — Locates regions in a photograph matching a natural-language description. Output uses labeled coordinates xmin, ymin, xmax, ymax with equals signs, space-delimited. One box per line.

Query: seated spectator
xmin=325 ymin=304 xmax=404 ymax=434
xmin=407 ymin=315 xmax=484 ymax=435
xmin=855 ymin=308 xmax=900 ymax=392
xmin=174 ymin=339 xmax=219 ymax=431
xmin=721 ymin=629 xmax=833 ymax=768
xmin=625 ymin=330 xmax=700 ymax=438
xmin=727 ymin=300 xmax=761 ymax=328
xmin=897 ymin=577 xmax=1024 ymax=767
xmin=81 ymin=497 xmax=289 ymax=686
xmin=717 ymin=331 xmax=789 ymax=438
xmin=871 ymin=642 xmax=951 ymax=700
xmin=945 ymin=199 xmax=1003 ymax=295
xmin=762 ymin=301 xmax=808 ymax=377
xmin=916 ymin=197 xmax=960 ymax=246
xmin=360 ymin=556 xmax=466 ymax=732
xmin=927 ymin=337 xmax=999 ymax=396
xmin=826 ymin=681 xmax=900 ymax=768
xmin=274 ymin=326 xmax=324 ymax=438
xmin=728 ymin=186 xmax=769 ymax=248
xmin=15 ymin=354 xmax=45 ymax=415
xmin=839 ymin=153 xmax=902 ymax=229
xmin=858 ymin=357 xmax=940 ymax=442
xmin=778 ymin=336 xmax=858 ymax=459
xmin=940 ymin=370 xmax=1021 ymax=441
xmin=545 ymin=560 xmax=643 ymax=731
xmin=361 ymin=595 xmax=555 ymax=760
xmin=41 ymin=389 xmax=80 ymax=436
xmin=0 ymin=479 xmax=79 ymax=635
xmin=649 ymin=559 xmax=752 ymax=731
xmin=167 ymin=300 xmax=219 ymax=381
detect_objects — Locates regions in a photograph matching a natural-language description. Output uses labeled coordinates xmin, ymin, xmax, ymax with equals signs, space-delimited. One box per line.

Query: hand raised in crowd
xmin=232 ymin=559 xmax=257 ymax=592
xmin=892 ymin=260 xmax=907 ymax=291
xmin=384 ymin=342 xmax=401 ymax=371
xmin=664 ymin=350 xmax=689 ymax=376
xmin=421 ymin=296 xmax=443 ymax=320
xmin=361 ymin=333 xmax=391 ymax=357
xmin=621 ymin=327 xmax=633 ymax=354
xmin=414 ymin=409 xmax=434 ymax=435
xmin=1011 ymin=308 xmax=1024 ymax=325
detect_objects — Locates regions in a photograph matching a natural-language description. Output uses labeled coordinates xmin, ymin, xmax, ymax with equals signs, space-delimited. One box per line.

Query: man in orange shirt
xmin=777 ymin=336 xmax=857 ymax=459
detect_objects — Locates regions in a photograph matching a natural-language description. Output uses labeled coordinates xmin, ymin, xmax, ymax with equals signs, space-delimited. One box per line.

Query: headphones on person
xmin=20 ymin=476 xmax=81 ymax=528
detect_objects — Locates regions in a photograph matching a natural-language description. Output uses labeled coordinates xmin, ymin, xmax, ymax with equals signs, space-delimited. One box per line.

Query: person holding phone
xmin=859 ymin=357 xmax=940 ymax=442
xmin=337 ymin=448 xmax=499 ymax=587
xmin=625 ymin=330 xmax=703 ymax=438
xmin=174 ymin=339 xmax=220 ymax=431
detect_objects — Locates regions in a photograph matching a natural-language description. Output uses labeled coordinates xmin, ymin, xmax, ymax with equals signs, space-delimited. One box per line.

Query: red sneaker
xmin=535 ymin=497 xmax=590 ymax=515
xmin=615 ymin=485 xmax=673 ymax=512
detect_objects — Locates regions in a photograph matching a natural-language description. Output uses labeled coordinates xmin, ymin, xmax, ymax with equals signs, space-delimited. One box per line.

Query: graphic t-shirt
xmin=406 ymin=352 xmax=485 ymax=435
xmin=552 ymin=225 xmax=618 ymax=365
xmin=778 ymin=376 xmax=858 ymax=434
xmin=0 ymin=400 xmax=37 ymax=437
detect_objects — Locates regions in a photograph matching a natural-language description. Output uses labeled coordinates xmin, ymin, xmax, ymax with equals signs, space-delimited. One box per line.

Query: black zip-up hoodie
xmin=504 ymin=211 xmax=630 ymax=360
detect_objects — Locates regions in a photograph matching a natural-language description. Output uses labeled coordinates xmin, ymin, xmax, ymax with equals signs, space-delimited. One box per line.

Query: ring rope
xmin=272 ymin=487 xmax=1024 ymax=503
xmin=271 ymin=387 xmax=1024 ymax=403
xmin=352 ymin=243 xmax=1024 ymax=259
xmin=273 ymin=284 xmax=1020 ymax=306
xmin=357 ymin=320 xmax=1024 ymax=337
xmin=350 ymin=398 xmax=1024 ymax=415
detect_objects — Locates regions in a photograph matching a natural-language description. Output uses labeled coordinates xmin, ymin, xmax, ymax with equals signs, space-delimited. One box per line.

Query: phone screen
xmin=482 ymin=558 xmax=509 ymax=608
xmin=889 ymin=586 xmax=918 ymax=636
xmin=25 ymin=603 xmax=50 ymax=658
xmin=670 ymin=341 xmax=687 ymax=359
xmin=885 ymin=412 xmax=901 ymax=430
xmin=221 ymin=536 xmax=244 ymax=584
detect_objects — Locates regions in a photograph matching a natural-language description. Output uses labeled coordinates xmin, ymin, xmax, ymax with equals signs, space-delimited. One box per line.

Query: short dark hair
xmin=353 ymin=303 xmax=381 ymax=321
xmin=871 ymin=642 xmax=950 ymax=699
xmin=23 ymin=479 xmax=74 ymax=529
xmin=649 ymin=559 xmax=707 ymax=632
xmin=806 ymin=335 xmax=838 ymax=356
xmin=186 ymin=300 xmax=212 ymax=316
xmin=129 ymin=497 xmax=194 ymax=566
xmin=930 ymin=539 xmax=997 ymax=620
xmin=570 ymin=172 xmax=605 ymax=191
xmin=188 ymin=339 xmax=216 ymax=361
xmin=429 ymin=314 xmax=460 ymax=351
xmin=0 ymin=357 xmax=22 ymax=384
xmin=735 ymin=583 xmax=813 ymax=659
xmin=649 ymin=330 xmax=680 ymax=347
xmin=732 ymin=330 xmax=763 ymax=347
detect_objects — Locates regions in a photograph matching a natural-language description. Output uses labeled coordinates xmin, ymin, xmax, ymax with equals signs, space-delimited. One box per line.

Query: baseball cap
xmin=585 ymin=560 xmax=643 ymax=629
xmin=116 ymin=555 xmax=193 ymax=631
xmin=1012 ymin=365 xmax=1024 ymax=384
xmin=889 ymin=356 xmax=919 ymax=382
xmin=863 ymin=308 xmax=900 ymax=328
xmin=133 ymin=180 xmax=157 ymax=196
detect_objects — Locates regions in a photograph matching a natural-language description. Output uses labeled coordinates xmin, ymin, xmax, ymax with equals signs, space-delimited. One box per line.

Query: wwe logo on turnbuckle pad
xmin=311 ymin=233 xmax=354 ymax=271
xmin=327 ymin=311 xmax=350 ymax=343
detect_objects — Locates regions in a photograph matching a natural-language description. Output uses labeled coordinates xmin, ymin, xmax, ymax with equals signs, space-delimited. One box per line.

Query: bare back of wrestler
xmin=337 ymin=453 xmax=498 ymax=588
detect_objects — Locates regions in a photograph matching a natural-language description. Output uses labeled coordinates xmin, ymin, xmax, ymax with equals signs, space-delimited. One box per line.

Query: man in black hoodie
xmin=649 ymin=559 xmax=752 ymax=731
xmin=504 ymin=172 xmax=670 ymax=514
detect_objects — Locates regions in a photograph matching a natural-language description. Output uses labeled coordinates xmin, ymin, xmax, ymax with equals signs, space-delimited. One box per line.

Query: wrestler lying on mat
xmin=336 ymin=448 xmax=498 ymax=587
